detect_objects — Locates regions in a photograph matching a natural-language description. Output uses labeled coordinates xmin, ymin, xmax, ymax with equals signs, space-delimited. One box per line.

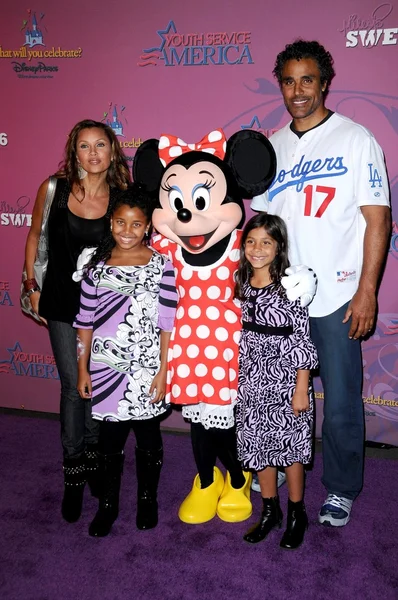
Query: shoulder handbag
xmin=20 ymin=176 xmax=57 ymax=322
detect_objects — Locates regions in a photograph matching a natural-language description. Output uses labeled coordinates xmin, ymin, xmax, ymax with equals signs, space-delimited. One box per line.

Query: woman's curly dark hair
xmin=234 ymin=213 xmax=290 ymax=301
xmin=273 ymin=39 xmax=335 ymax=98
xmin=83 ymin=183 xmax=154 ymax=273
xmin=58 ymin=119 xmax=131 ymax=196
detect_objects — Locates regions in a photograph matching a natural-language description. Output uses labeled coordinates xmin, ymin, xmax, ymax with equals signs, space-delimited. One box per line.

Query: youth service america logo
xmin=138 ymin=20 xmax=253 ymax=67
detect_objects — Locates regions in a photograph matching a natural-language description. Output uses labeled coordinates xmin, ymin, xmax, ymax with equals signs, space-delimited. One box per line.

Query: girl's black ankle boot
xmin=280 ymin=499 xmax=308 ymax=550
xmin=243 ymin=496 xmax=282 ymax=544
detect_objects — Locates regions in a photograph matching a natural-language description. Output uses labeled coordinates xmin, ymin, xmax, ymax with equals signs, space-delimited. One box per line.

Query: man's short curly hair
xmin=273 ymin=40 xmax=335 ymax=98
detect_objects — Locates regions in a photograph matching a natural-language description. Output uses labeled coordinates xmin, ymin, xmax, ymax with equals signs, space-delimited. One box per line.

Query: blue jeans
xmin=48 ymin=320 xmax=99 ymax=459
xmin=310 ymin=302 xmax=365 ymax=500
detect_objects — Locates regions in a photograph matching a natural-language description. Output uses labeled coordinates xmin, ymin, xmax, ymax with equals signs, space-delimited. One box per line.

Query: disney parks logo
xmin=138 ymin=20 xmax=253 ymax=67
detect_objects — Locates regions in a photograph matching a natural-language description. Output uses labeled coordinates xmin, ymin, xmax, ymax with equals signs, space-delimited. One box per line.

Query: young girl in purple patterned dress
xmin=75 ymin=184 xmax=177 ymax=537
xmin=234 ymin=213 xmax=318 ymax=549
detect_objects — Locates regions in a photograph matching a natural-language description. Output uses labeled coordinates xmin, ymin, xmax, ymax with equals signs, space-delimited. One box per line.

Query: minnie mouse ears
xmin=133 ymin=129 xmax=276 ymax=197
xmin=225 ymin=129 xmax=276 ymax=198
xmin=132 ymin=138 xmax=164 ymax=193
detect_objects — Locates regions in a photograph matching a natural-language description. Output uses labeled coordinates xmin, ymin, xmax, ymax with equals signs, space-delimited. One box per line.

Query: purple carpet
xmin=1 ymin=413 xmax=397 ymax=600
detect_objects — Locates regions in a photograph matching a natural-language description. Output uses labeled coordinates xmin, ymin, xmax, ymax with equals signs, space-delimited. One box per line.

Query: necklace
xmin=71 ymin=186 xmax=84 ymax=203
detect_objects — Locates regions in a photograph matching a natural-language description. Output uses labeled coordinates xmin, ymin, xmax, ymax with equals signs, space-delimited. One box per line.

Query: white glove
xmin=72 ymin=247 xmax=97 ymax=282
xmin=281 ymin=265 xmax=317 ymax=308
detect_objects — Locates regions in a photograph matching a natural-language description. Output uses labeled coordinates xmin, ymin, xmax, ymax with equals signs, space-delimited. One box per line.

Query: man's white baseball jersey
xmin=251 ymin=112 xmax=390 ymax=317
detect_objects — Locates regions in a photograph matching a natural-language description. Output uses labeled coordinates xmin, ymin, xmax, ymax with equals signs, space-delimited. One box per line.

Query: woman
xmin=24 ymin=119 xmax=131 ymax=523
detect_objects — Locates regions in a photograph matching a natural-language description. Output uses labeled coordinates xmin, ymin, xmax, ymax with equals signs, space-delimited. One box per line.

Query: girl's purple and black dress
xmin=74 ymin=251 xmax=177 ymax=422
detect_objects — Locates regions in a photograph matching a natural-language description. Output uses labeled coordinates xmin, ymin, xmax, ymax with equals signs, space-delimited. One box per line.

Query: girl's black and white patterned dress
xmin=235 ymin=282 xmax=318 ymax=469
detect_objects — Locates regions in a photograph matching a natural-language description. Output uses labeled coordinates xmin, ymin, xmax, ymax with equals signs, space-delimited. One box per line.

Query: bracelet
xmin=24 ymin=278 xmax=38 ymax=292
xmin=26 ymin=286 xmax=41 ymax=297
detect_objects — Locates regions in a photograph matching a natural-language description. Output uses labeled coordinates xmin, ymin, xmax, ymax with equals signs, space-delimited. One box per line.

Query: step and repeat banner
xmin=1 ymin=0 xmax=397 ymax=443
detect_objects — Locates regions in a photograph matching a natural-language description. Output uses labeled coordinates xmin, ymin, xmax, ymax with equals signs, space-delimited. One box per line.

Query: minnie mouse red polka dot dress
xmin=152 ymin=230 xmax=242 ymax=409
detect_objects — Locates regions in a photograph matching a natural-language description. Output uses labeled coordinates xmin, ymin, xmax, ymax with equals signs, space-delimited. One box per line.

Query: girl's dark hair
xmin=234 ymin=213 xmax=290 ymax=300
xmin=273 ymin=39 xmax=335 ymax=99
xmin=84 ymin=183 xmax=154 ymax=273
xmin=58 ymin=119 xmax=131 ymax=195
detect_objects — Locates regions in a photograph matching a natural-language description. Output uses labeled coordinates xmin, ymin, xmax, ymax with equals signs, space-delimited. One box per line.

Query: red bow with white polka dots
xmin=158 ymin=129 xmax=227 ymax=167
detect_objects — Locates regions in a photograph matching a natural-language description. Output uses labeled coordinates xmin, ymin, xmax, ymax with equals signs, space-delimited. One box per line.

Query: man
xmin=251 ymin=40 xmax=391 ymax=526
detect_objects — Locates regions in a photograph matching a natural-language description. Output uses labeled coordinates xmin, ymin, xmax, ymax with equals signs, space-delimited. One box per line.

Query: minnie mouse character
xmin=76 ymin=128 xmax=317 ymax=526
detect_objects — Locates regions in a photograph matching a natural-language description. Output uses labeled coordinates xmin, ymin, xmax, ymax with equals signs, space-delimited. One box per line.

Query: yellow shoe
xmin=178 ymin=467 xmax=224 ymax=524
xmin=216 ymin=471 xmax=252 ymax=522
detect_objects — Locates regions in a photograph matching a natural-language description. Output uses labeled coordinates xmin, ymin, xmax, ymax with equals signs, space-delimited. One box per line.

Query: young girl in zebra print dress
xmin=234 ymin=213 xmax=318 ymax=549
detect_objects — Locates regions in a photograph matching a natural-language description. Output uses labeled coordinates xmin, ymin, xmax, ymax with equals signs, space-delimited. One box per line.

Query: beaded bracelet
xmin=24 ymin=278 xmax=38 ymax=292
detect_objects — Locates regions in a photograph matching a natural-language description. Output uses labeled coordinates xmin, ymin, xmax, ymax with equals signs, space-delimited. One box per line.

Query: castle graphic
xmin=24 ymin=13 xmax=44 ymax=48
xmin=106 ymin=105 xmax=125 ymax=137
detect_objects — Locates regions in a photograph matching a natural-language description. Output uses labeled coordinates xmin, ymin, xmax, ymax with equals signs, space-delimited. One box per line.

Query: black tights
xmin=98 ymin=417 xmax=162 ymax=455
xmin=191 ymin=422 xmax=245 ymax=489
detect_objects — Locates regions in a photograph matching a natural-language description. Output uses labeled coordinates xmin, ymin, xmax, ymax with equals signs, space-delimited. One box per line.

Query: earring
xmin=77 ymin=162 xmax=87 ymax=179
xmin=110 ymin=222 xmax=113 ymax=232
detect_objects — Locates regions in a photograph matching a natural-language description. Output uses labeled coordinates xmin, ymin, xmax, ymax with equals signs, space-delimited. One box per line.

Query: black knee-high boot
xmin=135 ymin=446 xmax=163 ymax=530
xmin=62 ymin=455 xmax=86 ymax=523
xmin=243 ymin=496 xmax=283 ymax=544
xmin=88 ymin=452 xmax=124 ymax=537
xmin=84 ymin=444 xmax=100 ymax=498
xmin=280 ymin=499 xmax=308 ymax=549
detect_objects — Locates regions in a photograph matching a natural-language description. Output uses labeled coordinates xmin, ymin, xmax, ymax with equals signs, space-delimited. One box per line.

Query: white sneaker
xmin=318 ymin=494 xmax=353 ymax=527
xmin=277 ymin=470 xmax=287 ymax=488
xmin=251 ymin=470 xmax=286 ymax=492
xmin=251 ymin=474 xmax=261 ymax=492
